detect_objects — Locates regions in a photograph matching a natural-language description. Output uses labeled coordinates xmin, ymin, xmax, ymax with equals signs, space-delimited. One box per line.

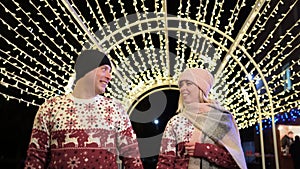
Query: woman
xmin=156 ymin=68 xmax=247 ymax=169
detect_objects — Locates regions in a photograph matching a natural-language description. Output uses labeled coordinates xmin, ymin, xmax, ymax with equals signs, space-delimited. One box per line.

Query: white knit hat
xmin=178 ymin=68 xmax=214 ymax=96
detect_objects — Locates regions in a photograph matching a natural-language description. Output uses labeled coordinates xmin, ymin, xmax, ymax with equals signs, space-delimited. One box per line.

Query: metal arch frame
xmin=103 ymin=24 xmax=264 ymax=137
xmin=61 ymin=0 xmax=278 ymax=168
xmin=101 ymin=20 xmax=261 ymax=108
xmin=85 ymin=15 xmax=267 ymax=121
xmin=98 ymin=20 xmax=277 ymax=168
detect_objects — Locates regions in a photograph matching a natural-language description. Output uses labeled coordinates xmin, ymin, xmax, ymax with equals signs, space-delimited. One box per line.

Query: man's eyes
xmin=101 ymin=67 xmax=108 ymax=71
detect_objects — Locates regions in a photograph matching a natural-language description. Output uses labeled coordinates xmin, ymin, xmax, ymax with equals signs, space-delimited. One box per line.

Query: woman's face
xmin=178 ymin=80 xmax=200 ymax=104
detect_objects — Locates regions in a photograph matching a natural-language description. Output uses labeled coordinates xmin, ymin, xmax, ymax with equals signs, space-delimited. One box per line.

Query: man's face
xmin=288 ymin=133 xmax=294 ymax=139
xmin=95 ymin=65 xmax=112 ymax=94
xmin=84 ymin=65 xmax=112 ymax=95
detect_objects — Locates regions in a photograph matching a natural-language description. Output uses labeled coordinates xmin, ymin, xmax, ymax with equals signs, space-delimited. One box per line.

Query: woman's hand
xmin=184 ymin=142 xmax=196 ymax=156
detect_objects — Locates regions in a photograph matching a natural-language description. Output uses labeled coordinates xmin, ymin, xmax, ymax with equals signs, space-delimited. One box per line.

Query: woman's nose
xmin=180 ymin=84 xmax=187 ymax=91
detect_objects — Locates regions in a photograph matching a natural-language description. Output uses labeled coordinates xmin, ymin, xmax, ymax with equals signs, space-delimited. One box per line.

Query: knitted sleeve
xmin=156 ymin=119 xmax=176 ymax=169
xmin=24 ymin=98 xmax=54 ymax=169
xmin=115 ymin=102 xmax=144 ymax=169
xmin=193 ymin=143 xmax=239 ymax=169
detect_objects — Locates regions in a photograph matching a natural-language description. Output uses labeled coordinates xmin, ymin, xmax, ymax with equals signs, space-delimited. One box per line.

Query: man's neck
xmin=72 ymin=81 xmax=98 ymax=99
xmin=72 ymin=90 xmax=97 ymax=99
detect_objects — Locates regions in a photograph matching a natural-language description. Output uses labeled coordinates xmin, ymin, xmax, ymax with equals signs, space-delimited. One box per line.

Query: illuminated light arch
xmin=1 ymin=1 xmax=299 ymax=168
xmin=0 ymin=0 xmax=298 ymax=128
xmin=98 ymin=15 xmax=266 ymax=128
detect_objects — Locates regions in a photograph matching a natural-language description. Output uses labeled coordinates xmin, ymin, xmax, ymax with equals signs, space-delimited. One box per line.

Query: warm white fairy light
xmin=1 ymin=1 xmax=88 ymax=105
xmin=41 ymin=0 xmax=83 ymax=49
xmin=262 ymin=34 xmax=299 ymax=77
xmin=28 ymin=1 xmax=78 ymax=57
xmin=0 ymin=0 xmax=298 ymax=135
xmin=0 ymin=40 xmax=66 ymax=90
xmin=14 ymin=1 xmax=76 ymax=67
xmin=1 ymin=69 xmax=54 ymax=98
xmin=257 ymin=7 xmax=297 ymax=61
xmin=0 ymin=19 xmax=72 ymax=78
xmin=216 ymin=0 xmax=298 ymax=137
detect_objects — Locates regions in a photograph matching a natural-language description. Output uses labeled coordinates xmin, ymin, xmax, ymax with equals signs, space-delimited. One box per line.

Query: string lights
xmin=256 ymin=109 xmax=300 ymax=134
xmin=0 ymin=0 xmax=299 ymax=131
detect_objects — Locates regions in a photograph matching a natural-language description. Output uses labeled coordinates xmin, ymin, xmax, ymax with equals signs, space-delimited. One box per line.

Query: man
xmin=281 ymin=131 xmax=294 ymax=155
xmin=290 ymin=135 xmax=300 ymax=169
xmin=24 ymin=50 xmax=143 ymax=169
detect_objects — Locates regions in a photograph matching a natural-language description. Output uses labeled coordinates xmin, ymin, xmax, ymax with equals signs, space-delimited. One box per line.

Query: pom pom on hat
xmin=74 ymin=50 xmax=111 ymax=84
xmin=178 ymin=68 xmax=214 ymax=96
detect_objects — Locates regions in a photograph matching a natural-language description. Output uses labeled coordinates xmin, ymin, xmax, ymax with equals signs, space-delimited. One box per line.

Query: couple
xmin=24 ymin=50 xmax=246 ymax=169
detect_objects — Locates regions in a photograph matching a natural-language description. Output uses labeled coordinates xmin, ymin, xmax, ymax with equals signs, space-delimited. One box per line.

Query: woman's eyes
xmin=179 ymin=81 xmax=193 ymax=87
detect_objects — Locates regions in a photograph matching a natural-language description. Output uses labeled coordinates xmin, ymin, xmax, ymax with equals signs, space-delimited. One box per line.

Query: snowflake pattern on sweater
xmin=24 ymin=94 xmax=143 ymax=169
xmin=156 ymin=115 xmax=238 ymax=169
